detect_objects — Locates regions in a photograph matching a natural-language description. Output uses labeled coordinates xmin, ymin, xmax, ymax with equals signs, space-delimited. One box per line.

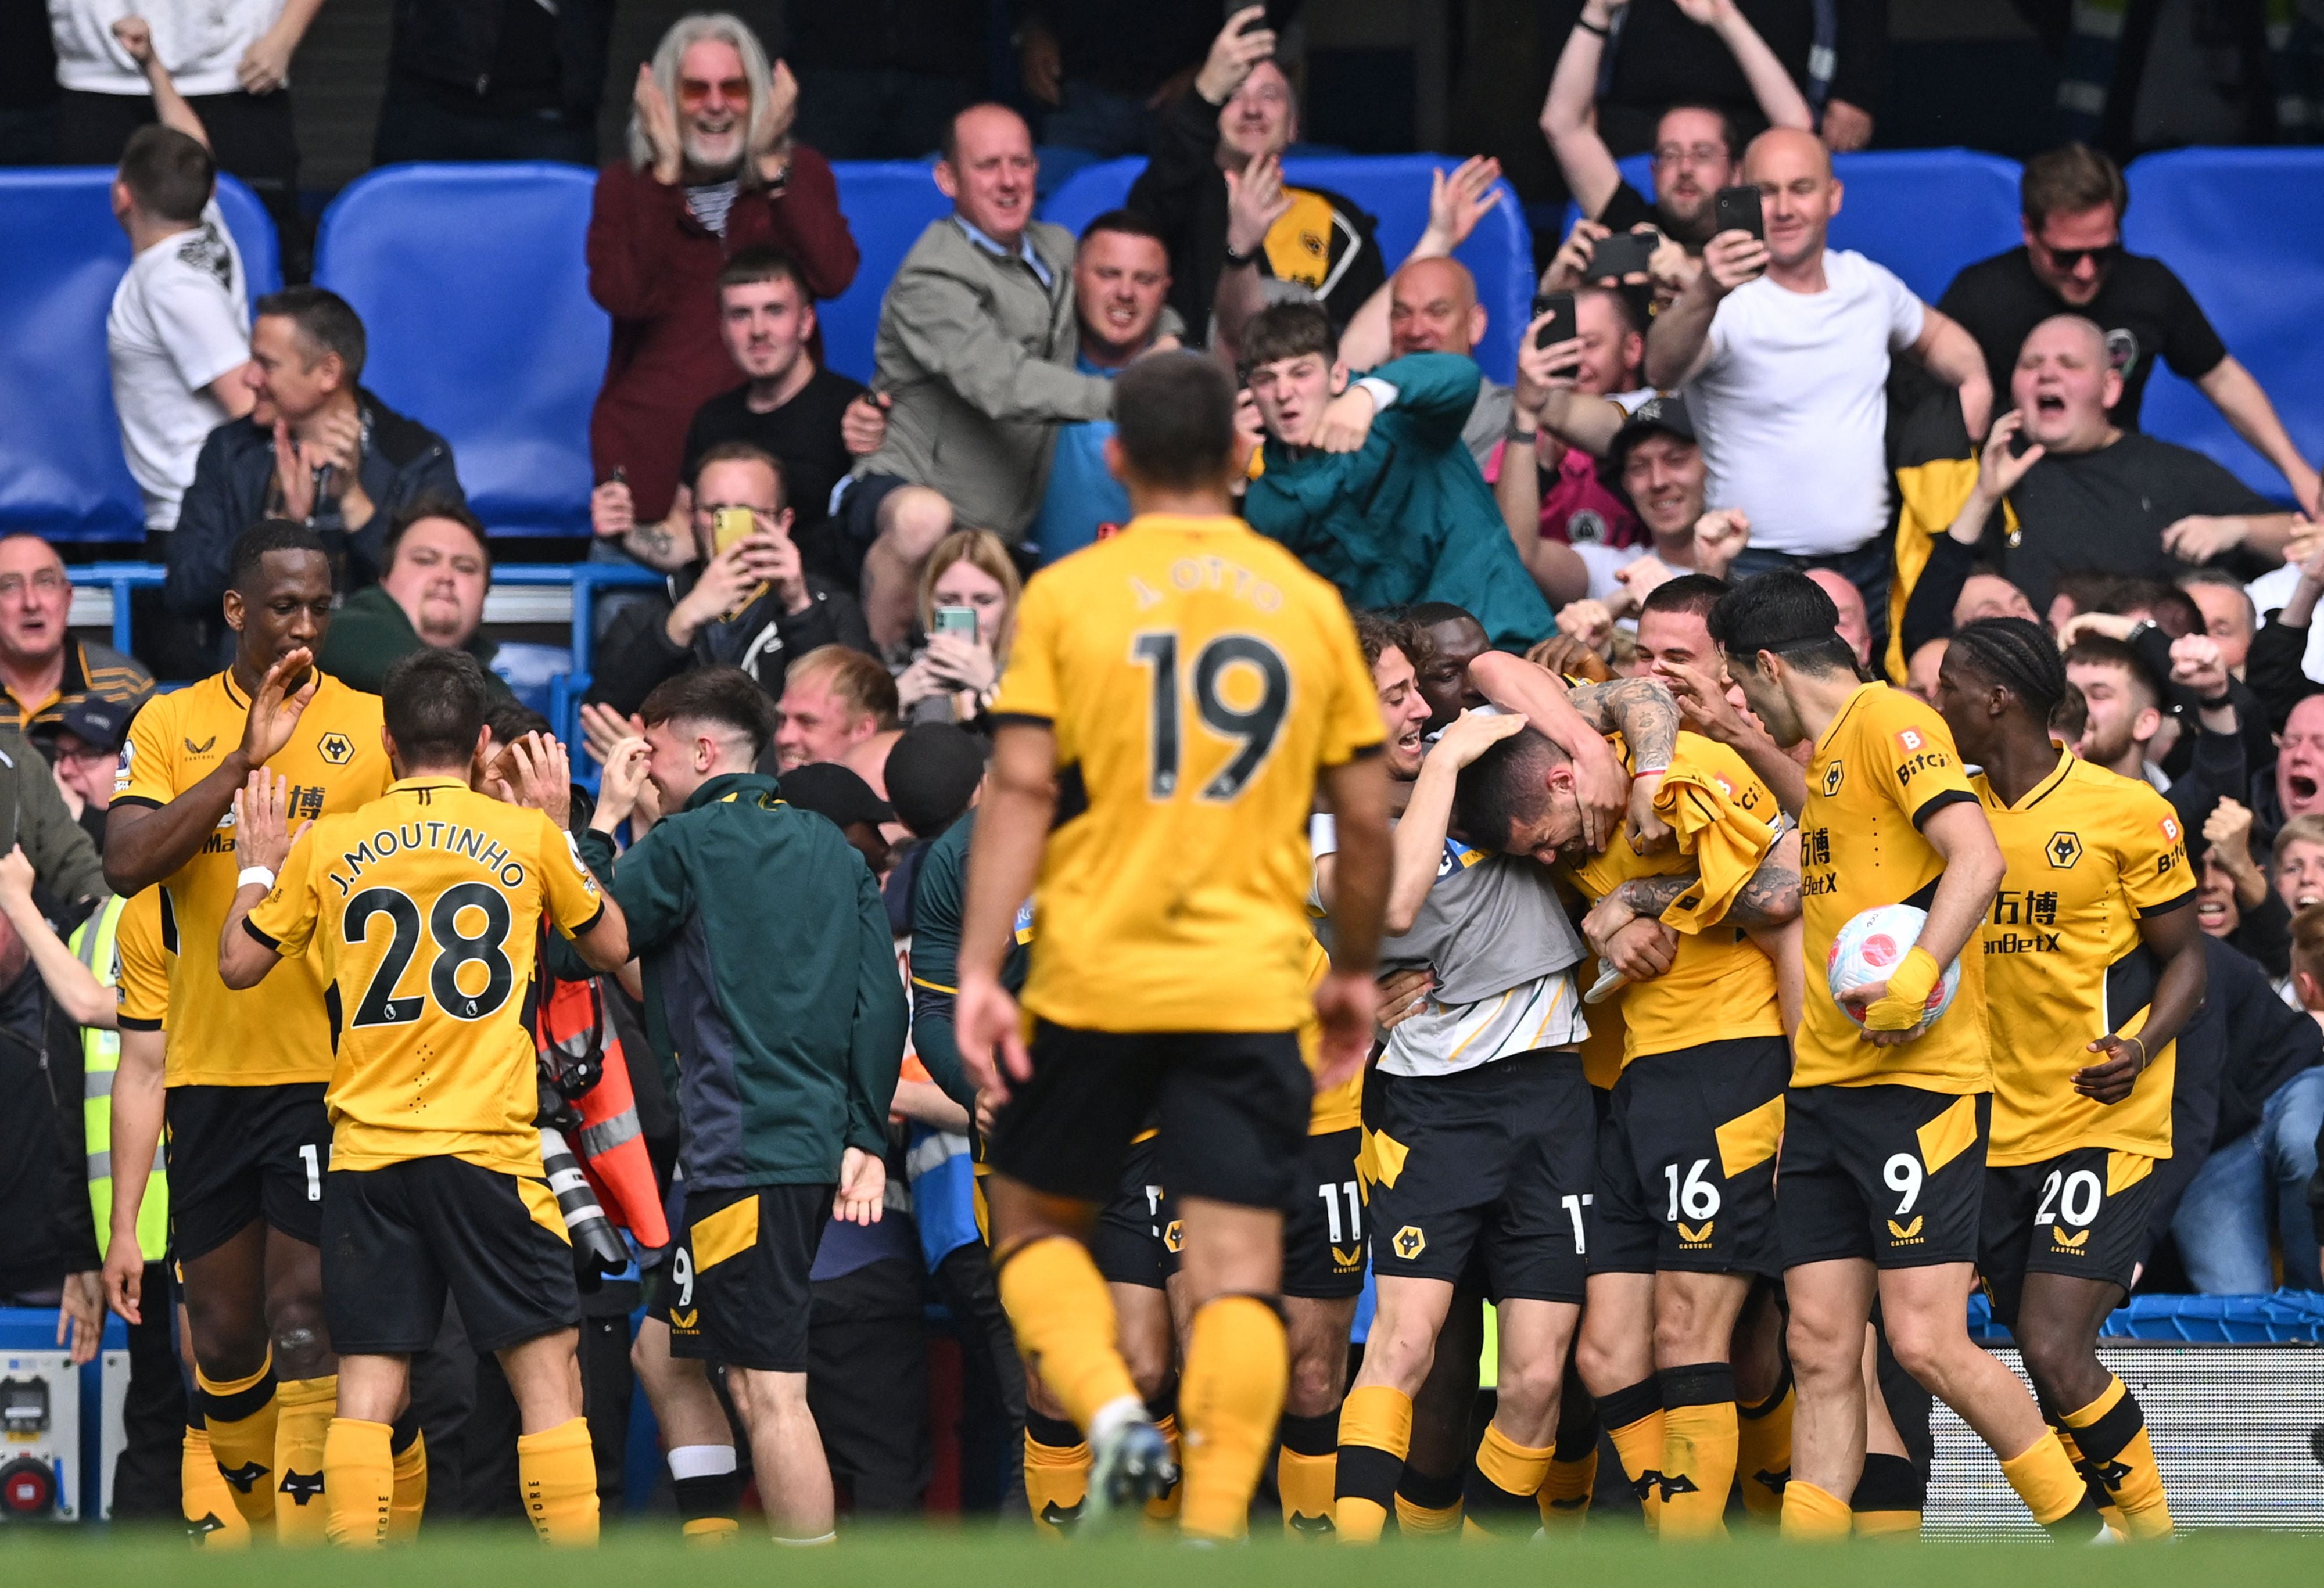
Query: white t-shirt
xmin=107 ymin=200 xmax=250 ymax=533
xmin=1686 ymin=249 xmax=1925 ymax=558
xmin=52 ymin=1 xmax=289 ymax=99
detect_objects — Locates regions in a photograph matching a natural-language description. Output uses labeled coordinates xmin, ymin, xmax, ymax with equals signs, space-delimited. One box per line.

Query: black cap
xmin=1608 ymin=393 xmax=1697 ymax=466
xmin=59 ymin=695 xmax=135 ymax=755
xmin=884 ymin=723 xmax=988 ymax=839
xmin=779 ymin=762 xmax=895 ymax=829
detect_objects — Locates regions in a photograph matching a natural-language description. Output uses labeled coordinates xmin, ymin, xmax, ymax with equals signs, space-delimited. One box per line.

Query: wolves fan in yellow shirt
xmin=952 ymin=355 xmax=1391 ymax=1539
xmin=218 ymin=651 xmax=628 ymax=1548
xmin=1936 ymin=618 xmax=2204 ymax=1542
xmin=1711 ymin=572 xmax=2103 ymax=1542
xmin=1461 ymin=652 xmax=1798 ymax=1541
xmin=102 ymin=523 xmax=393 ymax=1542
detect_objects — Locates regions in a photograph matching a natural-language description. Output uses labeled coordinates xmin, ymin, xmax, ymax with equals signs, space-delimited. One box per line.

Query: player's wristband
xmin=1863 ymin=946 xmax=1941 ymax=1032
xmin=237 ymin=865 xmax=276 ymax=892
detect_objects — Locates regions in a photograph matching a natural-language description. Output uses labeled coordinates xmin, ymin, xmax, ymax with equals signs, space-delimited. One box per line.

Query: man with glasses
xmin=0 ymin=536 xmax=152 ymax=759
xmin=1939 ymin=142 xmax=2319 ymax=519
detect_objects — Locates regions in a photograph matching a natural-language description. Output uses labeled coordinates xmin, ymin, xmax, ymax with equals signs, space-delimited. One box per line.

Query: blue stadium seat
xmin=2124 ymin=148 xmax=2324 ymax=504
xmin=0 ymin=169 xmax=279 ymax=544
xmin=1041 ymin=155 xmax=1536 ymax=383
xmin=314 ymin=163 xmax=605 ymax=537
xmin=822 ymin=161 xmax=957 ymax=385
xmin=1562 ymin=148 xmax=2022 ymax=308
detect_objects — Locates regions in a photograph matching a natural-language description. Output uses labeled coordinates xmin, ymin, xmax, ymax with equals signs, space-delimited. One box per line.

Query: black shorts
xmin=831 ymin=472 xmax=913 ymax=585
xmin=1365 ymin=1050 xmax=1595 ymax=1304
xmin=1591 ymin=1036 xmax=1788 ymax=1278
xmin=664 ymin=1184 xmax=833 ymax=1373
xmin=165 ymin=1083 xmax=331 ymax=1262
xmin=1282 ymin=1127 xmax=1365 ymax=1299
xmin=1778 ymin=1084 xmax=1990 ymax=1270
xmin=986 ymin=1023 xmax=1310 ymax=1212
xmin=1090 ymin=1136 xmax=1178 ymax=1290
xmin=1978 ymin=1148 xmax=2158 ymax=1324
xmin=322 ymin=1156 xmax=580 ymax=1355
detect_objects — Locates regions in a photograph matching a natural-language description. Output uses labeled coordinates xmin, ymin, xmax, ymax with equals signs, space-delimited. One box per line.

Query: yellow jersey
xmin=1796 ymin=683 xmax=1991 ymax=1094
xmin=1299 ymin=933 xmax=1363 ymax=1133
xmin=245 ymin=779 xmax=605 ymax=1177
xmin=115 ymin=669 xmax=392 ymax=1086
xmin=1564 ymin=732 xmax=1786 ymax=1065
xmin=992 ymin=514 xmax=1383 ymax=1033
xmin=114 ymin=887 xmax=170 ymax=1032
xmin=1973 ymin=750 xmax=2193 ymax=1165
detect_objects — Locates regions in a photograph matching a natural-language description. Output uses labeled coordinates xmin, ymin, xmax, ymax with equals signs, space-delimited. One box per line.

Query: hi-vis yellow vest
xmin=76 ymin=896 xmax=167 ymax=1263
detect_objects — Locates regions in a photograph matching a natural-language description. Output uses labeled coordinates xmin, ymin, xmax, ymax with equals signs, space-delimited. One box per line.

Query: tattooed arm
xmin=1566 ymin=676 xmax=1680 ymax=850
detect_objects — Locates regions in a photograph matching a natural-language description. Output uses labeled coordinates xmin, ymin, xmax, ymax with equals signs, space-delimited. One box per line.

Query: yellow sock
xmin=1460 ymin=1422 xmax=1552 ymax=1539
xmin=517 ymin=1417 xmax=600 ymax=1546
xmin=1277 ymin=1409 xmax=1339 ymax=1535
xmin=1851 ymin=1452 xmax=1924 ymax=1539
xmin=1735 ymin=1376 xmax=1792 ymax=1525
xmin=1177 ymin=1295 xmax=1287 ymax=1542
xmin=1145 ymin=1412 xmax=1184 ymax=1525
xmin=2052 ymin=1424 xmax=2126 ymax=1536
xmin=1598 ymin=1378 xmax=1667 ymax=1532
xmin=1999 ymin=1430 xmax=2099 ymax=1536
xmin=1023 ymin=1412 xmax=1091 ymax=1535
xmin=322 ymin=1418 xmax=393 ymax=1549
xmin=194 ymin=1352 xmax=278 ymax=1535
xmin=1332 ymin=1384 xmax=1411 ymax=1542
xmin=1394 ymin=1474 xmax=1464 ymax=1536
xmin=997 ymin=1238 xmax=1143 ymax=1432
xmin=388 ymin=1426 xmax=427 ymax=1541
xmin=1658 ymin=1364 xmax=1737 ymax=1540
xmin=1780 ymin=1478 xmax=1853 ymax=1540
xmin=182 ymin=1425 xmax=250 ymax=1547
xmin=1537 ymin=1446 xmax=1596 ymax=1528
xmin=2062 ymin=1377 xmax=2171 ymax=1540
xmin=272 ymin=1374 xmax=337 ymax=1543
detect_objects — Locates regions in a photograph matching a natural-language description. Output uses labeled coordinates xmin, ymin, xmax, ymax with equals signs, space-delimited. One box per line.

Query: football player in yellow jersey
xmin=217 ymin=650 xmax=630 ymax=1546
xmin=1935 ymin=618 xmax=2205 ymax=1541
xmin=953 ymin=353 xmax=1392 ymax=1537
xmin=1709 ymin=572 xmax=2106 ymax=1542
xmin=102 ymin=521 xmax=395 ymax=1540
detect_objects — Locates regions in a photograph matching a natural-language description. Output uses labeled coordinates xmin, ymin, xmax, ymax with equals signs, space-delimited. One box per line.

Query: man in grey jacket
xmin=843 ymin=103 xmax=1116 ymax=649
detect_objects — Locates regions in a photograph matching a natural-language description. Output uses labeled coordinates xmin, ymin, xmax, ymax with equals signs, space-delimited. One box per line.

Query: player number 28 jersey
xmin=991 ymin=514 xmax=1383 ymax=1034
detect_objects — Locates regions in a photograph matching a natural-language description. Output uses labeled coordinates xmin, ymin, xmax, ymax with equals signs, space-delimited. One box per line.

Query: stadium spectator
xmin=0 ymin=536 xmax=151 ymax=757
xmin=845 ymin=103 xmax=1114 ymax=648
xmin=896 ymin=531 xmax=1018 ymax=730
xmin=371 ymin=0 xmax=615 ymax=166
xmin=1129 ymin=9 xmax=1383 ymax=335
xmin=1939 ymin=143 xmax=2321 ymax=519
xmin=590 ymin=442 xmax=871 ymax=719
xmin=594 ymin=248 xmax=884 ymax=584
xmin=784 ymin=0 xmax=983 ymax=161
xmin=1913 ymin=318 xmax=2296 ymax=617
xmin=1646 ymin=129 xmax=1990 ymax=644
xmin=170 ymin=286 xmax=464 ymax=624
xmin=2064 ymin=634 xmax=2168 ymax=787
xmin=51 ymin=3 xmax=322 ymax=268
xmin=104 ymin=25 xmax=251 ymax=548
xmin=587 ymin=12 xmax=859 ymax=530
xmin=1026 ymin=211 xmax=1180 ymax=565
xmin=1016 ymin=0 xmax=1217 ymax=160
xmin=2258 ymin=694 xmax=2324 ymax=842
xmin=774 ymin=644 xmax=900 ymax=774
xmin=2181 ymin=567 xmax=2258 ymax=677
xmin=1561 ymin=0 xmax=1887 ymax=158
xmin=314 ymin=499 xmax=504 ymax=697
xmin=1239 ymin=303 xmax=1554 ymax=651
xmin=49 ymin=698 xmax=134 ymax=853
xmin=1541 ymin=0 xmax=1813 ymax=280
xmin=586 ymin=667 xmax=906 ymax=1544
xmin=2244 ymin=536 xmax=2324 ymax=734
xmin=2194 ymin=808 xmax=2291 ymax=982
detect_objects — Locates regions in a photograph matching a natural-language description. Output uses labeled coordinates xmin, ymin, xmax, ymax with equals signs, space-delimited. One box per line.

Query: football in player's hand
xmin=1827 ymin=903 xmax=1960 ymax=1031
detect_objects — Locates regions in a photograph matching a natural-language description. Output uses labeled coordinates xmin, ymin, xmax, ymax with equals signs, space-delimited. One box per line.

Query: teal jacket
xmin=580 ymin=773 xmax=906 ymax=1190
xmin=1243 ymin=351 xmax=1552 ymax=651
xmin=906 ymin=809 xmax=1030 ymax=1111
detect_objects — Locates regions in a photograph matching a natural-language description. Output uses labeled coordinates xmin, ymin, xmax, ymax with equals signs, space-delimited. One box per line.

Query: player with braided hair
xmin=1934 ymin=617 xmax=2207 ymax=1540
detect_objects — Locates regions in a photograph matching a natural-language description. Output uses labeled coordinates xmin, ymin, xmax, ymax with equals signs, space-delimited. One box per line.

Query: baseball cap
xmin=778 ymin=762 xmax=895 ymax=829
xmin=1607 ymin=394 xmax=1697 ymax=466
xmin=59 ymin=695 xmax=136 ymax=756
xmin=883 ymin=723 xmax=988 ymax=840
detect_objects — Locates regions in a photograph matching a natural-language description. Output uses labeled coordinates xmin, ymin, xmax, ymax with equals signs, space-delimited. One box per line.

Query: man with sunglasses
xmin=1939 ymin=142 xmax=2319 ymax=519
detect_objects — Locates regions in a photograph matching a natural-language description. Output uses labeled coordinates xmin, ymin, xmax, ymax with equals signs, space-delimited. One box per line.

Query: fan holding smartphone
xmin=896 ymin=530 xmax=1023 ymax=725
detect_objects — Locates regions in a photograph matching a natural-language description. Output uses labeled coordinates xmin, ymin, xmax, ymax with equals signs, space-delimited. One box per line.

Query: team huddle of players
xmin=950 ymin=354 xmax=2196 ymax=1545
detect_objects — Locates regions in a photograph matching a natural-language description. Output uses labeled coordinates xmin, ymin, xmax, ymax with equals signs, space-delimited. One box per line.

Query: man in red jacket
xmin=587 ymin=13 xmax=860 ymax=541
